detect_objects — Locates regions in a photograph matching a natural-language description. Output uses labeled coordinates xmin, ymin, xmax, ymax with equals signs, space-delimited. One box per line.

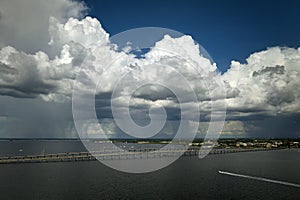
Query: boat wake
xmin=218 ymin=170 xmax=300 ymax=188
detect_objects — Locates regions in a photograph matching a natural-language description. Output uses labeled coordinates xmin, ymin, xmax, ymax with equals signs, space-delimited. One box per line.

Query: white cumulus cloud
xmin=0 ymin=11 xmax=300 ymax=139
xmin=223 ymin=47 xmax=300 ymax=119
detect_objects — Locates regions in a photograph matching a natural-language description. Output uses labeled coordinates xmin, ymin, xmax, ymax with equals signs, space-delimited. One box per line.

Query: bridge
xmin=0 ymin=147 xmax=282 ymax=164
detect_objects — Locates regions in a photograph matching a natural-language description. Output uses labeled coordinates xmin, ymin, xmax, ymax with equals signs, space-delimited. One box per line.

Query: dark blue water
xmin=0 ymin=141 xmax=299 ymax=199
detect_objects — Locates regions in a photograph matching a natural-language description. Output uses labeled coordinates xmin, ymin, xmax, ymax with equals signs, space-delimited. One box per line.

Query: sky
xmin=84 ymin=0 xmax=300 ymax=72
xmin=0 ymin=0 xmax=300 ymax=139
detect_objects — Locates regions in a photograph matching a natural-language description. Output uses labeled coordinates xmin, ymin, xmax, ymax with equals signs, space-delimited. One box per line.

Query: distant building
xmin=266 ymin=143 xmax=272 ymax=148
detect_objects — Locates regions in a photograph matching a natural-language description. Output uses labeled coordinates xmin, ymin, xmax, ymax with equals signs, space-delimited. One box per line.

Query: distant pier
xmin=0 ymin=147 xmax=283 ymax=164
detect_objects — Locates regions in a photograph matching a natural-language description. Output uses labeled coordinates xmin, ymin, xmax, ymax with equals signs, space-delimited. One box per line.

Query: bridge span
xmin=0 ymin=147 xmax=282 ymax=164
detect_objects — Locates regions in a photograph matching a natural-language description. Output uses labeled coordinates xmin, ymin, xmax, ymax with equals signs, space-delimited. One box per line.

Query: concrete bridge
xmin=0 ymin=147 xmax=281 ymax=164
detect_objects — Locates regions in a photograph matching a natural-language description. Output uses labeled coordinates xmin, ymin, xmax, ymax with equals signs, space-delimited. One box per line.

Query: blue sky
xmin=84 ymin=0 xmax=300 ymax=72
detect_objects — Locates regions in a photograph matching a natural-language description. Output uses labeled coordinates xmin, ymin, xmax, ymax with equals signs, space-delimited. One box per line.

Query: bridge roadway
xmin=0 ymin=147 xmax=281 ymax=164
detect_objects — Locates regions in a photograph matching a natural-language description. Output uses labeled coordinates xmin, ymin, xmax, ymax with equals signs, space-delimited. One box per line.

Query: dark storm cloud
xmin=252 ymin=65 xmax=285 ymax=77
xmin=225 ymin=112 xmax=274 ymax=121
xmin=0 ymin=83 xmax=56 ymax=98
xmin=94 ymin=92 xmax=181 ymax=121
xmin=132 ymin=87 xmax=177 ymax=102
xmin=0 ymin=67 xmax=56 ymax=99
xmin=0 ymin=61 xmax=17 ymax=74
xmin=243 ymin=114 xmax=300 ymax=138
xmin=94 ymin=92 xmax=113 ymax=119
xmin=98 ymin=118 xmax=180 ymax=139
xmin=267 ymin=90 xmax=295 ymax=107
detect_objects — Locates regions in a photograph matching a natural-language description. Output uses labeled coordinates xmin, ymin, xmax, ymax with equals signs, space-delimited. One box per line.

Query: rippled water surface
xmin=0 ymin=141 xmax=299 ymax=200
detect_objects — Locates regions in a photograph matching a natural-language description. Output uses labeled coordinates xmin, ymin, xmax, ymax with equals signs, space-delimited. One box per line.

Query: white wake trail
xmin=218 ymin=170 xmax=300 ymax=188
